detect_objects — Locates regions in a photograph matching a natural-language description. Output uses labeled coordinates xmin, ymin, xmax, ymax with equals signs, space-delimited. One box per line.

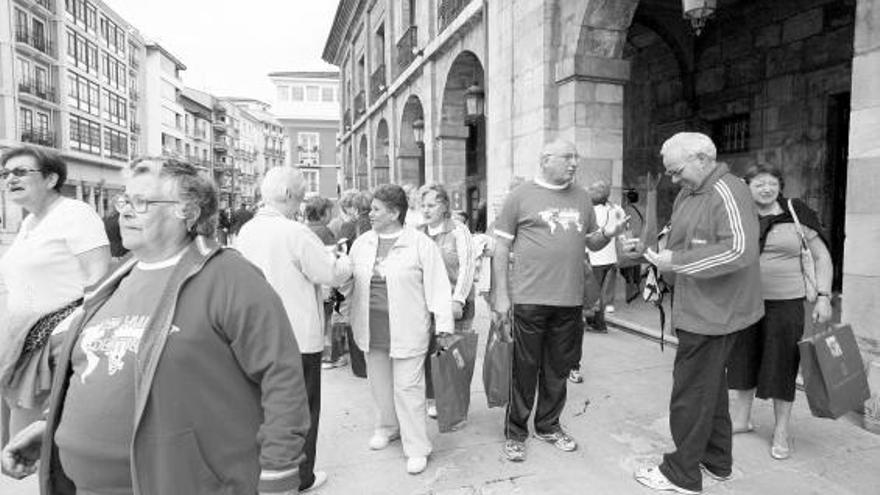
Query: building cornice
xmin=322 ymin=0 xmax=367 ymax=65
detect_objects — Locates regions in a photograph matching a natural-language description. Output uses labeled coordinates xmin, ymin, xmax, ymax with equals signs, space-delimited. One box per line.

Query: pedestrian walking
xmin=634 ymin=132 xmax=763 ymax=494
xmin=727 ymin=164 xmax=833 ymax=460
xmin=340 ymin=184 xmax=453 ymax=475
xmin=1 ymin=157 xmax=310 ymax=495
xmin=0 ymin=146 xmax=110 ymax=441
xmin=419 ymin=183 xmax=477 ymax=418
xmin=492 ymin=138 xmax=627 ymax=462
xmin=236 ymin=168 xmax=352 ymax=493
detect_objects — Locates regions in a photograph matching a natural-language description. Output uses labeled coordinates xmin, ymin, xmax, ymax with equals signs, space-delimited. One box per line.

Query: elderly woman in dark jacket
xmin=2 ymin=157 xmax=310 ymax=495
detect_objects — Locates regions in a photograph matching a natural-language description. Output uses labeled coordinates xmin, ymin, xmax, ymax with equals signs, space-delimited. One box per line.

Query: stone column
xmin=844 ymin=0 xmax=880 ymax=376
xmin=556 ymin=56 xmax=630 ymax=201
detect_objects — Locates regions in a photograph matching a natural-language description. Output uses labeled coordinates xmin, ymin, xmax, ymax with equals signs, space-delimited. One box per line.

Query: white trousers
xmin=367 ymin=348 xmax=432 ymax=458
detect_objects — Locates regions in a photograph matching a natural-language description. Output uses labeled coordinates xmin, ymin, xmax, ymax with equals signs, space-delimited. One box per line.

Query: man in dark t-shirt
xmin=492 ymin=138 xmax=627 ymax=462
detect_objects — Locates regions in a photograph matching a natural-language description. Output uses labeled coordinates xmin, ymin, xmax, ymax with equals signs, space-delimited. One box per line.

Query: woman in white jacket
xmin=342 ymin=184 xmax=453 ymax=475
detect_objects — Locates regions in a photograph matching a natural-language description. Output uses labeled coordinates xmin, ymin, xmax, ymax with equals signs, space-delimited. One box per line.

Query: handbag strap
xmin=786 ymin=199 xmax=809 ymax=247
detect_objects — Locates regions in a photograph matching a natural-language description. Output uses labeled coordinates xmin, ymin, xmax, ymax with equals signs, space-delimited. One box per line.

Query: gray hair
xmin=260 ymin=166 xmax=305 ymax=203
xmin=419 ymin=183 xmax=451 ymax=218
xmin=660 ymin=132 xmax=717 ymax=163
xmin=129 ymin=156 xmax=218 ymax=238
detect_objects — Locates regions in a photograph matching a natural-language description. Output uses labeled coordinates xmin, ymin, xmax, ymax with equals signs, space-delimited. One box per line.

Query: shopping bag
xmin=430 ymin=332 xmax=479 ymax=433
xmin=482 ymin=317 xmax=513 ymax=408
xmin=798 ymin=323 xmax=870 ymax=419
xmin=343 ymin=324 xmax=367 ymax=378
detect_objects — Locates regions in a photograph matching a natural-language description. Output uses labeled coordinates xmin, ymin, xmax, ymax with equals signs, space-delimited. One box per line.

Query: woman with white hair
xmin=2 ymin=158 xmax=311 ymax=495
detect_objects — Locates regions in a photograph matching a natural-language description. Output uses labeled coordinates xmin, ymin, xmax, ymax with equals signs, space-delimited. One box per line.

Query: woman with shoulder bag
xmin=727 ymin=164 xmax=833 ymax=460
xmin=0 ymin=147 xmax=110 ymax=438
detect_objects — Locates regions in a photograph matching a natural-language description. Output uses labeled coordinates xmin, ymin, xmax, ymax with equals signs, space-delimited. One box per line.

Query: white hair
xmin=260 ymin=166 xmax=305 ymax=203
xmin=660 ymin=132 xmax=717 ymax=162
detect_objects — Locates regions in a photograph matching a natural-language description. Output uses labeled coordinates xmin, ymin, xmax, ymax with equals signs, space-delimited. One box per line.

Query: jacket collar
xmin=359 ymin=227 xmax=418 ymax=249
xmin=691 ymin=162 xmax=730 ymax=195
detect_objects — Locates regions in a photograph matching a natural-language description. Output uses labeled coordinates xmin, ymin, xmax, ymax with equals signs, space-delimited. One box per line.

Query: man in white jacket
xmin=236 ymin=166 xmax=352 ymax=493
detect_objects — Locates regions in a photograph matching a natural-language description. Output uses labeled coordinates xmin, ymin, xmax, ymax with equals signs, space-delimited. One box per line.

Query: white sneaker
xmin=427 ymin=400 xmax=438 ymax=419
xmin=605 ymin=305 xmax=615 ymax=313
xmin=368 ymin=431 xmax=400 ymax=450
xmin=634 ymin=465 xmax=699 ymax=494
xmin=406 ymin=456 xmax=428 ymax=474
xmin=301 ymin=470 xmax=328 ymax=492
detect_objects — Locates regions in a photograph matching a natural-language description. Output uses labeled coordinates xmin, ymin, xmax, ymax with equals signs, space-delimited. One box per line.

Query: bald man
xmin=492 ymin=139 xmax=627 ymax=462
xmin=236 ymin=166 xmax=352 ymax=493
xmin=634 ymin=132 xmax=762 ymax=494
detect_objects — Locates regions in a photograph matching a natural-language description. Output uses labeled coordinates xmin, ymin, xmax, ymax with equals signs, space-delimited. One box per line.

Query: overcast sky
xmin=106 ymin=0 xmax=339 ymax=106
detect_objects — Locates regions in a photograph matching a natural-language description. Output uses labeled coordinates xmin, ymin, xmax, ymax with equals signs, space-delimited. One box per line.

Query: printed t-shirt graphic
xmin=54 ymin=263 xmax=176 ymax=495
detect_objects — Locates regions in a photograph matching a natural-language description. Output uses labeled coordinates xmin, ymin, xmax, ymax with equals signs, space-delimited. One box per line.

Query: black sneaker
xmin=503 ymin=439 xmax=526 ymax=462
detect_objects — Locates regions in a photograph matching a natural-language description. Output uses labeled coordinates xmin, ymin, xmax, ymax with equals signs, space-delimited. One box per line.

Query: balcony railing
xmin=354 ymin=91 xmax=366 ymax=119
xmin=438 ymin=0 xmax=472 ymax=32
xmin=130 ymin=122 xmax=141 ymax=133
xmin=213 ymin=139 xmax=228 ymax=151
xmin=129 ymin=90 xmax=139 ymax=101
xmin=18 ymin=78 xmax=56 ymax=103
xmin=35 ymin=0 xmax=54 ymax=13
xmin=21 ymin=129 xmax=55 ymax=147
xmin=370 ymin=65 xmax=387 ymax=103
xmin=15 ymin=31 xmax=55 ymax=57
xmin=396 ymin=25 xmax=418 ymax=76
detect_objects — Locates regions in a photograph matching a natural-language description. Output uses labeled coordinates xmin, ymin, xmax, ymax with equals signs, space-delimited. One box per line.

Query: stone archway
xmin=399 ymin=95 xmax=425 ymax=186
xmin=374 ymin=119 xmax=390 ymax=186
xmin=438 ymin=51 xmax=486 ymax=227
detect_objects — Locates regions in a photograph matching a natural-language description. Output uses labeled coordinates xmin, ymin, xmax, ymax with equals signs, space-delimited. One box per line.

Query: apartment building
xmin=179 ymin=87 xmax=213 ymax=171
xmin=0 ymin=0 xmax=146 ymax=233
xmin=269 ymin=71 xmax=340 ymax=198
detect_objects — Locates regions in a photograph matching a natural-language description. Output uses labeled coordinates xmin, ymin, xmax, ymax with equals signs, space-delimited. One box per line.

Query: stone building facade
xmin=324 ymin=0 xmax=880 ymax=365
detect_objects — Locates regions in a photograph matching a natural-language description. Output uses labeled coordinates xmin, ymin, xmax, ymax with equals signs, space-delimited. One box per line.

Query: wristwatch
xmin=817 ymin=292 xmax=831 ymax=298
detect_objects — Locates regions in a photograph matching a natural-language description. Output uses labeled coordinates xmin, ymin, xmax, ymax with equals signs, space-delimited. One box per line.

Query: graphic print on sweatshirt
xmin=537 ymin=207 xmax=583 ymax=234
xmin=78 ymin=315 xmax=149 ymax=383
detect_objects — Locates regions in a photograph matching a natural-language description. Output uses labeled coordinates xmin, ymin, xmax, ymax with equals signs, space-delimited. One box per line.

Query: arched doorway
xmin=357 ymin=135 xmax=369 ymax=190
xmin=399 ymin=95 xmax=425 ymax=187
xmin=439 ymin=51 xmax=486 ymax=231
xmin=374 ymin=119 xmax=390 ymax=186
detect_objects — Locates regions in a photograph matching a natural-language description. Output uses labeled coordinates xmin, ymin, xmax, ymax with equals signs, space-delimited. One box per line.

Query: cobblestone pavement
xmin=3 ymin=300 xmax=880 ymax=494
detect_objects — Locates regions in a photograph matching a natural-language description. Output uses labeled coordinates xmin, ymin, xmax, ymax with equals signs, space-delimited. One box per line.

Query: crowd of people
xmin=0 ymin=129 xmax=833 ymax=495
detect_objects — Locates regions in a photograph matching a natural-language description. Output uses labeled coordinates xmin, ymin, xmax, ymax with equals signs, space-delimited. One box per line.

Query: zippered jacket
xmin=40 ymin=236 xmax=310 ymax=495
xmin=666 ymin=163 xmax=764 ymax=335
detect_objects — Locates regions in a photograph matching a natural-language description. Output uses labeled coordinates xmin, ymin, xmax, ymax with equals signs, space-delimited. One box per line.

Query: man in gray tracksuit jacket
xmin=635 ymin=132 xmax=763 ymax=494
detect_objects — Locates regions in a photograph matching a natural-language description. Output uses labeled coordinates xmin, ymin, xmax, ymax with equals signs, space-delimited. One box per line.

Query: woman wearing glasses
xmin=2 ymin=157 xmax=310 ymax=495
xmin=0 ymin=146 xmax=109 ymax=439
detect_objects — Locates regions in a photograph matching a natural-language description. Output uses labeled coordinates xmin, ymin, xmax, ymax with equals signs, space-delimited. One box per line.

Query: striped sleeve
xmin=671 ymin=179 xmax=758 ymax=279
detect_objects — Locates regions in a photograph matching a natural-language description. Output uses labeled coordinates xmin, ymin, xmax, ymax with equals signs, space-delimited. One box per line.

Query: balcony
xmin=213 ymin=139 xmax=228 ymax=151
xmin=21 ymin=129 xmax=56 ymax=148
xmin=129 ymin=90 xmax=139 ymax=102
xmin=396 ymin=25 xmax=418 ymax=76
xmin=129 ymin=56 xmax=139 ymax=69
xmin=35 ymin=0 xmax=54 ymax=13
xmin=130 ymin=122 xmax=141 ymax=133
xmin=438 ymin=0 xmax=472 ymax=32
xmin=15 ymin=31 xmax=55 ymax=58
xmin=18 ymin=78 xmax=56 ymax=103
xmin=370 ymin=65 xmax=387 ymax=103
xmin=354 ymin=91 xmax=366 ymax=119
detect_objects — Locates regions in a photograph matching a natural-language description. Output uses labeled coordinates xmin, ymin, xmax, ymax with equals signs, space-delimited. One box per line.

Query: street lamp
xmin=464 ymin=82 xmax=485 ymax=121
xmin=412 ymin=118 xmax=425 ymax=144
xmin=682 ymin=0 xmax=716 ymax=35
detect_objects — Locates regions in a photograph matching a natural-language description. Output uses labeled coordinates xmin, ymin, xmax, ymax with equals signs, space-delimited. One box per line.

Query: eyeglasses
xmin=114 ymin=194 xmax=179 ymax=214
xmin=665 ymin=165 xmax=686 ymax=178
xmin=546 ymin=152 xmax=579 ymax=162
xmin=0 ymin=167 xmax=41 ymax=179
